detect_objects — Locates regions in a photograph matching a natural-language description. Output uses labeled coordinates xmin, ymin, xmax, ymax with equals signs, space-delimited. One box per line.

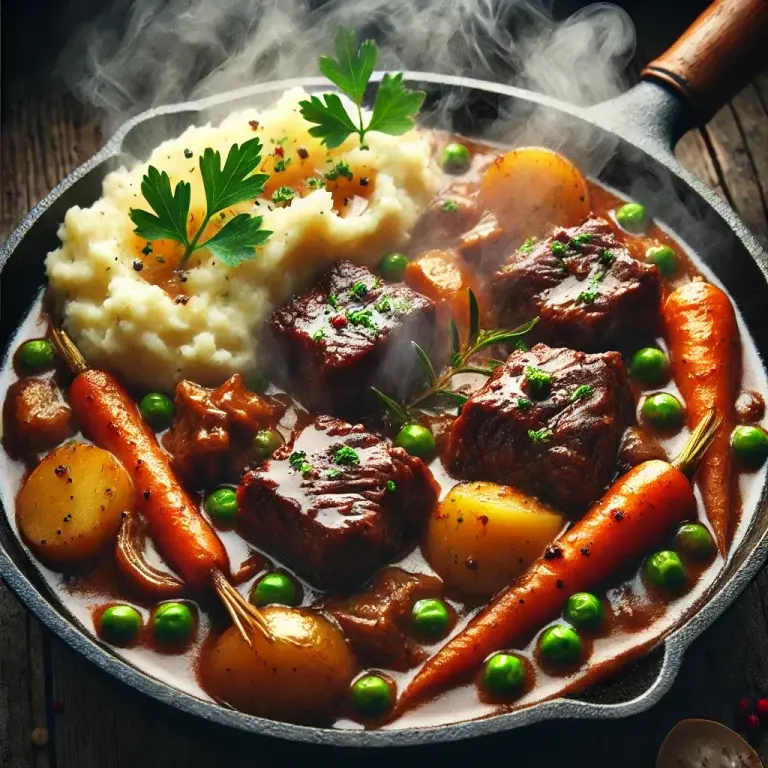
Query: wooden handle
xmin=641 ymin=0 xmax=768 ymax=124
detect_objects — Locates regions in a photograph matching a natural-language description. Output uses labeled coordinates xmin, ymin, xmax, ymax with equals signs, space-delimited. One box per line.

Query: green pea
xmin=641 ymin=392 xmax=684 ymax=430
xmin=482 ymin=653 xmax=525 ymax=696
xmin=99 ymin=604 xmax=142 ymax=646
xmin=250 ymin=572 xmax=298 ymax=607
xmin=564 ymin=592 xmax=604 ymax=631
xmin=645 ymin=245 xmax=677 ymax=277
xmin=411 ymin=598 xmax=451 ymax=640
xmin=645 ymin=550 xmax=686 ymax=591
xmin=538 ymin=624 xmax=583 ymax=666
xmin=152 ymin=602 xmax=195 ymax=644
xmin=731 ymin=425 xmax=768 ymax=468
xmin=628 ymin=347 xmax=669 ymax=386
xmin=440 ymin=142 xmax=471 ymax=174
xmin=253 ymin=429 xmax=283 ymax=460
xmin=351 ymin=674 xmax=393 ymax=718
xmin=204 ymin=487 xmax=238 ymax=524
xmin=395 ymin=424 xmax=435 ymax=459
xmin=615 ymin=202 xmax=648 ymax=233
xmin=674 ymin=523 xmax=716 ymax=562
xmin=379 ymin=252 xmax=409 ymax=282
xmin=17 ymin=339 xmax=55 ymax=372
xmin=138 ymin=392 xmax=175 ymax=430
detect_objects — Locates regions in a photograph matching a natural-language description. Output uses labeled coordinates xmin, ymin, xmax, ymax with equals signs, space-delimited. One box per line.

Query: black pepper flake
xmin=465 ymin=556 xmax=478 ymax=571
xmin=133 ymin=260 xmax=144 ymax=272
xmin=297 ymin=147 xmax=309 ymax=159
xmin=360 ymin=177 xmax=369 ymax=187
xmin=613 ymin=510 xmax=624 ymax=522
xmin=556 ymin=579 xmax=564 ymax=589
xmin=143 ymin=490 xmax=151 ymax=500
xmin=66 ymin=477 xmax=72 ymax=484
xmin=478 ymin=515 xmax=489 ymax=525
xmin=54 ymin=465 xmax=68 ymax=477
xmin=174 ymin=296 xmax=190 ymax=305
xmin=544 ymin=545 xmax=563 ymax=560
xmin=580 ymin=547 xmax=591 ymax=557
xmin=519 ymin=598 xmax=525 ymax=604
xmin=249 ymin=120 xmax=260 ymax=131
xmin=183 ymin=148 xmax=193 ymax=159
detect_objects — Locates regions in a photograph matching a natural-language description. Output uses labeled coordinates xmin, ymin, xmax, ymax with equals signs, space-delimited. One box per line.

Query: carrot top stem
xmin=50 ymin=325 xmax=88 ymax=375
xmin=673 ymin=407 xmax=722 ymax=480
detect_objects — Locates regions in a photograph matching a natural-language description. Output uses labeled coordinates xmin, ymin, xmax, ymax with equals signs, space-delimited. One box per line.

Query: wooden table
xmin=2 ymin=6 xmax=768 ymax=767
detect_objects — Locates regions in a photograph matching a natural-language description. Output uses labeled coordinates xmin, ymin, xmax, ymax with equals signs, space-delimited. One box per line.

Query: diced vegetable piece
xmin=645 ymin=550 xmax=686 ymax=591
xmin=17 ymin=339 xmax=56 ymax=372
xmin=250 ymin=572 xmax=298 ymax=607
xmin=645 ymin=244 xmax=677 ymax=277
xmin=731 ymin=425 xmax=768 ymax=468
xmin=201 ymin=606 xmax=356 ymax=723
xmin=152 ymin=602 xmax=195 ymax=644
xmin=424 ymin=481 xmax=565 ymax=597
xmin=252 ymin=428 xmax=283 ymax=460
xmin=99 ymin=604 xmax=142 ymax=646
xmin=641 ymin=392 xmax=684 ymax=430
xmin=674 ymin=522 xmax=716 ymax=562
xmin=538 ymin=624 xmax=583 ymax=666
xmin=351 ymin=674 xmax=394 ymax=719
xmin=563 ymin=592 xmax=604 ymax=630
xmin=615 ymin=203 xmax=648 ymax=233
xmin=411 ymin=598 xmax=452 ymax=640
xmin=479 ymin=147 xmax=591 ymax=238
xmin=203 ymin=487 xmax=238 ymax=524
xmin=16 ymin=442 xmax=134 ymax=565
xmin=395 ymin=424 xmax=435 ymax=459
xmin=138 ymin=392 xmax=175 ymax=430
xmin=482 ymin=653 xmax=525 ymax=697
xmin=628 ymin=347 xmax=669 ymax=386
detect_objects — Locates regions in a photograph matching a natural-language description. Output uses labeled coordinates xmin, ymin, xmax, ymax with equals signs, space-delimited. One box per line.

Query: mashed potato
xmin=46 ymin=88 xmax=439 ymax=390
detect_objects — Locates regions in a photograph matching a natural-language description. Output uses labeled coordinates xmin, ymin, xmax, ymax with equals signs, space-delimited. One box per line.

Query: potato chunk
xmin=425 ymin=481 xmax=565 ymax=597
xmin=201 ymin=606 xmax=357 ymax=724
xmin=479 ymin=147 xmax=591 ymax=239
xmin=17 ymin=442 xmax=134 ymax=565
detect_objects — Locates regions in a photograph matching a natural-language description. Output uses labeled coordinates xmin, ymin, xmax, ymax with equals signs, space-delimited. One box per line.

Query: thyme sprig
xmin=372 ymin=288 xmax=538 ymax=426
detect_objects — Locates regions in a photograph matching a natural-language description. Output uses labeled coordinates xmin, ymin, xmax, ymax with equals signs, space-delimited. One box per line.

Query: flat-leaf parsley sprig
xmin=129 ymin=137 xmax=272 ymax=270
xmin=299 ymin=29 xmax=426 ymax=149
xmin=372 ymin=289 xmax=538 ymax=427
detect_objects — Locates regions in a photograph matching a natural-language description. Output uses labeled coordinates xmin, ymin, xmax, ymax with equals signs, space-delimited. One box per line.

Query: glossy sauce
xmin=1 ymin=135 xmax=767 ymax=730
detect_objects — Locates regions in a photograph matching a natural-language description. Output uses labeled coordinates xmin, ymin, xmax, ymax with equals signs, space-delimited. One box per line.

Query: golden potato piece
xmin=202 ymin=606 xmax=357 ymax=724
xmin=425 ymin=481 xmax=566 ymax=598
xmin=17 ymin=442 xmax=134 ymax=565
xmin=479 ymin=147 xmax=591 ymax=240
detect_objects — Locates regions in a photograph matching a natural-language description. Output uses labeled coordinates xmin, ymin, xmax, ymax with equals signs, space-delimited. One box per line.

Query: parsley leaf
xmin=129 ymin=137 xmax=271 ymax=270
xmin=300 ymin=29 xmax=425 ymax=148
xmin=528 ymin=427 xmax=553 ymax=444
xmin=519 ymin=237 xmax=537 ymax=255
xmin=569 ymin=384 xmax=594 ymax=401
xmin=334 ymin=446 xmax=360 ymax=466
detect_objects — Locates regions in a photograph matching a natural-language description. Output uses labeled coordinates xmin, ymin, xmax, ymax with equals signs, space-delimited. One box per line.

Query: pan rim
xmin=1 ymin=72 xmax=767 ymax=747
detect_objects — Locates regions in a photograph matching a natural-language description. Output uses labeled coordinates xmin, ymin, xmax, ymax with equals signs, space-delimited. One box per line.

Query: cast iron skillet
xmin=1 ymin=0 xmax=767 ymax=747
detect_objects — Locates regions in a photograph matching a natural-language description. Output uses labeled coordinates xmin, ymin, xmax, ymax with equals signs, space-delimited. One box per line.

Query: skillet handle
xmin=641 ymin=0 xmax=768 ymax=124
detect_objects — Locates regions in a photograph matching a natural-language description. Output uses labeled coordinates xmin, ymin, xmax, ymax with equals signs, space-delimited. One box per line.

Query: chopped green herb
xmin=600 ymin=249 xmax=615 ymax=265
xmin=515 ymin=340 xmax=529 ymax=352
xmin=392 ymin=299 xmax=410 ymax=314
xmin=349 ymin=281 xmax=369 ymax=300
xmin=274 ymin=157 xmax=292 ymax=173
xmin=289 ymin=451 xmax=307 ymax=470
xmin=324 ymin=160 xmax=354 ymax=182
xmin=299 ymin=29 xmax=425 ymax=149
xmin=374 ymin=296 xmax=392 ymax=313
xmin=311 ymin=328 xmax=326 ymax=341
xmin=272 ymin=186 xmax=295 ymax=207
xmin=528 ymin=427 xmax=554 ymax=443
xmin=386 ymin=480 xmax=396 ymax=492
xmin=307 ymin=177 xmax=327 ymax=189
xmin=570 ymin=233 xmax=593 ymax=247
xmin=141 ymin=242 xmax=153 ymax=256
xmin=519 ymin=237 xmax=537 ymax=255
xmin=578 ymin=289 xmax=598 ymax=304
xmin=328 ymin=294 xmax=339 ymax=309
xmin=592 ymin=270 xmax=605 ymax=283
xmin=373 ymin=276 xmax=381 ymax=289
xmin=334 ymin=446 xmax=360 ymax=466
xmin=524 ymin=365 xmax=553 ymax=398
xmin=346 ymin=308 xmax=379 ymax=333
xmin=299 ymin=461 xmax=313 ymax=475
xmin=569 ymin=384 xmax=594 ymax=402
xmin=326 ymin=468 xmax=342 ymax=479
xmin=516 ymin=397 xmax=532 ymax=411
xmin=442 ymin=199 xmax=459 ymax=212
xmin=551 ymin=241 xmax=569 ymax=256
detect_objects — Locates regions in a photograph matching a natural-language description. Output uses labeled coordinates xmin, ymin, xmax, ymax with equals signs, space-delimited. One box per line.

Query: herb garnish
xmin=326 ymin=468 xmax=342 ymax=479
xmin=528 ymin=427 xmax=554 ymax=443
xmin=349 ymin=281 xmax=369 ymax=300
xmin=141 ymin=242 xmax=153 ymax=256
xmin=577 ymin=269 xmax=606 ymax=304
xmin=272 ymin=186 xmax=295 ymax=207
xmin=307 ymin=177 xmax=327 ymax=190
xmin=524 ymin=366 xmax=553 ymax=399
xmin=600 ymin=249 xmax=615 ymax=265
xmin=516 ymin=397 xmax=533 ymax=411
xmin=328 ymin=294 xmax=339 ymax=309
xmin=289 ymin=451 xmax=307 ymax=469
xmin=570 ymin=233 xmax=592 ymax=247
xmin=372 ymin=288 xmax=538 ymax=427
xmin=346 ymin=308 xmax=378 ymax=333
xmin=274 ymin=157 xmax=292 ymax=173
xmin=312 ymin=329 xmax=326 ymax=341
xmin=299 ymin=29 xmax=426 ymax=149
xmin=325 ymin=160 xmax=354 ymax=182
xmin=551 ymin=241 xmax=569 ymax=256
xmin=386 ymin=480 xmax=396 ymax=492
xmin=519 ymin=237 xmax=537 ymax=255
xmin=374 ymin=296 xmax=392 ymax=313
xmin=442 ymin=199 xmax=459 ymax=212
xmin=129 ymin=138 xmax=272 ymax=269
xmin=334 ymin=446 xmax=360 ymax=466
xmin=569 ymin=384 xmax=594 ymax=401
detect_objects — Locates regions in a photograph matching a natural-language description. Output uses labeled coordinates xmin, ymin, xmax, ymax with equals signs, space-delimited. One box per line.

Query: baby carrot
xmin=399 ymin=410 xmax=720 ymax=712
xmin=663 ymin=281 xmax=739 ymax=554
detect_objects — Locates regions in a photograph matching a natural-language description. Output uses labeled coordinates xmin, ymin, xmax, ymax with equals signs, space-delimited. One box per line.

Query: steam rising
xmin=61 ymin=0 xmax=636 ymax=126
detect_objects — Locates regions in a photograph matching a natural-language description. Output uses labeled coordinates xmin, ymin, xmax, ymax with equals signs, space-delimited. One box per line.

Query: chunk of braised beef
xmin=493 ymin=217 xmax=661 ymax=351
xmin=2 ymin=378 xmax=74 ymax=457
xmin=162 ymin=374 xmax=286 ymax=488
xmin=617 ymin=427 xmax=668 ymax=475
xmin=447 ymin=344 xmax=632 ymax=515
xmin=320 ymin=567 xmax=445 ymax=670
xmin=266 ymin=260 xmax=437 ymax=420
xmin=238 ymin=415 xmax=439 ymax=590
